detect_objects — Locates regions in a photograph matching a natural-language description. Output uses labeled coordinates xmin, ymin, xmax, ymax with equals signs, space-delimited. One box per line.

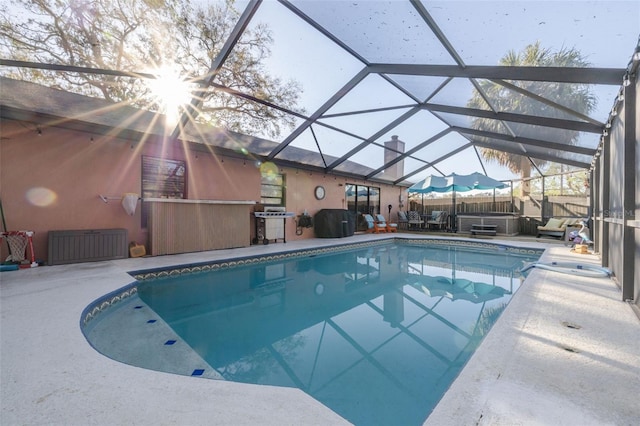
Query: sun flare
xmin=146 ymin=66 xmax=194 ymax=127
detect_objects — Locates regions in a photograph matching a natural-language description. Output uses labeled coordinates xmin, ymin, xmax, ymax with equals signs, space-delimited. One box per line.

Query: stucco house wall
xmin=0 ymin=118 xmax=403 ymax=264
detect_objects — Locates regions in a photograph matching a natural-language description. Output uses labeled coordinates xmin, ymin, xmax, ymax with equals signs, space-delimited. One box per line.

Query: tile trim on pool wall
xmin=131 ymin=240 xmax=387 ymax=281
xmin=131 ymin=238 xmax=543 ymax=281
xmin=80 ymin=284 xmax=138 ymax=327
xmin=405 ymin=238 xmax=543 ymax=256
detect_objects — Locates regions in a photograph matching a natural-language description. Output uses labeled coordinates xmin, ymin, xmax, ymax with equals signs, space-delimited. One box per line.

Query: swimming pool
xmin=82 ymin=240 xmax=542 ymax=425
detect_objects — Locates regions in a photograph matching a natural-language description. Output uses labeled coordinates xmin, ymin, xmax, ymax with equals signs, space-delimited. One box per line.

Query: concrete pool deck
xmin=1 ymin=234 xmax=638 ymax=425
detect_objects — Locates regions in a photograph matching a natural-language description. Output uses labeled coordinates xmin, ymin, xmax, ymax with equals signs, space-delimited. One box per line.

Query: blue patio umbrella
xmin=408 ymin=172 xmax=507 ymax=231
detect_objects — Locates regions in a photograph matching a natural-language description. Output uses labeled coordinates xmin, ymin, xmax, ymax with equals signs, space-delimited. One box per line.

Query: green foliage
xmin=0 ymin=0 xmax=302 ymax=138
xmin=540 ymin=165 xmax=589 ymax=196
xmin=467 ymin=42 xmax=596 ymax=192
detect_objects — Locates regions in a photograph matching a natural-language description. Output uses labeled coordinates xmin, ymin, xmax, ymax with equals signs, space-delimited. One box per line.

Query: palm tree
xmin=467 ymin=42 xmax=596 ymax=196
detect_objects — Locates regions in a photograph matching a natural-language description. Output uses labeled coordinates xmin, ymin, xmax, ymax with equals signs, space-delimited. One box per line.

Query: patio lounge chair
xmin=426 ymin=210 xmax=448 ymax=230
xmin=397 ymin=211 xmax=409 ymax=230
xmin=407 ymin=211 xmax=424 ymax=230
xmin=375 ymin=214 xmax=398 ymax=233
xmin=363 ymin=214 xmax=387 ymax=233
xmin=537 ymin=217 xmax=582 ymax=239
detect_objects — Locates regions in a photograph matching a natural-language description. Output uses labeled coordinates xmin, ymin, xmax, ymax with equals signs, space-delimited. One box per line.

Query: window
xmin=141 ymin=156 xmax=186 ymax=227
xmin=345 ymin=183 xmax=381 ymax=215
xmin=142 ymin=156 xmax=186 ymax=199
xmin=261 ymin=173 xmax=285 ymax=206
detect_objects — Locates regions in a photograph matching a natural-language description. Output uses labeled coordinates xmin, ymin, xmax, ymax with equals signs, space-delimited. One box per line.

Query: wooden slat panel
xmin=148 ymin=202 xmax=252 ymax=256
xmin=457 ymin=216 xmax=519 ymax=236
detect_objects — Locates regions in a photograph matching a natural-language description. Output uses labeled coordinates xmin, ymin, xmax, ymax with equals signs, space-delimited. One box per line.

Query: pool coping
xmin=2 ymin=233 xmax=639 ymax=425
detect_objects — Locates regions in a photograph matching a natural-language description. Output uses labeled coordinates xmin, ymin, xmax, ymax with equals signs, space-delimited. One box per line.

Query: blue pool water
xmin=85 ymin=241 xmax=541 ymax=425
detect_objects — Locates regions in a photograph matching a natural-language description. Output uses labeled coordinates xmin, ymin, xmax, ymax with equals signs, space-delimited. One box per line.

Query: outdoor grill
xmin=253 ymin=207 xmax=295 ymax=245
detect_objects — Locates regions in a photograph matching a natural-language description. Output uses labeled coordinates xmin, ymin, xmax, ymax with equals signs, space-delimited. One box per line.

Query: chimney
xmin=383 ymin=135 xmax=405 ymax=180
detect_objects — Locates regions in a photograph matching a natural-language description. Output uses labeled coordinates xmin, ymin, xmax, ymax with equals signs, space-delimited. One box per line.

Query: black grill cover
xmin=314 ymin=209 xmax=356 ymax=238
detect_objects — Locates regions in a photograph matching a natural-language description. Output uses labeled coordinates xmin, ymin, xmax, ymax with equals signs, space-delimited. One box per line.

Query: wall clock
xmin=314 ymin=185 xmax=326 ymax=200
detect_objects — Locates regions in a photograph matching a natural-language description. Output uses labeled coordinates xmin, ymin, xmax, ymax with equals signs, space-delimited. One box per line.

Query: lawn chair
xmin=426 ymin=210 xmax=448 ymax=230
xmin=363 ymin=214 xmax=387 ymax=233
xmin=375 ymin=214 xmax=398 ymax=233
xmin=407 ymin=211 xmax=424 ymax=230
xmin=397 ymin=211 xmax=409 ymax=230
xmin=537 ymin=217 xmax=582 ymax=239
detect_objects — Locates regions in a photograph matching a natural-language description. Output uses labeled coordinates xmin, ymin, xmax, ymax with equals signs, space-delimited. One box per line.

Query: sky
xmin=8 ymin=0 xmax=637 ymax=185
xmin=223 ymin=0 xmax=639 ymax=183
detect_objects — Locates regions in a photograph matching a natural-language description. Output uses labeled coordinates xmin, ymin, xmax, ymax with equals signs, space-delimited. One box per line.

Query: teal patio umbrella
xmin=408 ymin=172 xmax=507 ymax=232
xmin=415 ymin=276 xmax=508 ymax=303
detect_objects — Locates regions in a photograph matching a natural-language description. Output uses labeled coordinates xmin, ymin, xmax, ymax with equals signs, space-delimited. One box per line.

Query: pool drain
xmin=559 ymin=344 xmax=580 ymax=353
xmin=561 ymin=321 xmax=582 ymax=329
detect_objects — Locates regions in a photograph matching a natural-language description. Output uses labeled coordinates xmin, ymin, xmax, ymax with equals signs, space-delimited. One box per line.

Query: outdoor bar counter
xmin=145 ymin=198 xmax=256 ymax=256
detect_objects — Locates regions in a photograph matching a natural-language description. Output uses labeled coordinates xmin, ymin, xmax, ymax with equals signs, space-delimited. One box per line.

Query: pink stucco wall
xmin=0 ymin=118 xmax=405 ymax=263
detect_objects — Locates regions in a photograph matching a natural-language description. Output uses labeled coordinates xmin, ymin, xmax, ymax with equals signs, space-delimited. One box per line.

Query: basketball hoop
xmin=1 ymin=231 xmax=38 ymax=267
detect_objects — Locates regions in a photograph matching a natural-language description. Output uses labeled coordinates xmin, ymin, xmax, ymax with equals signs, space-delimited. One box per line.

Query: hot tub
xmin=457 ymin=214 xmax=519 ymax=236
